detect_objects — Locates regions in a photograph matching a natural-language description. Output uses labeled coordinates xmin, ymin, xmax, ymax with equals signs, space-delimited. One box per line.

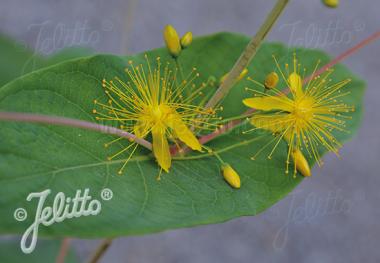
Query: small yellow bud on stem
xmin=180 ymin=32 xmax=193 ymax=48
xmin=221 ymin=163 xmax=241 ymax=189
xmin=292 ymin=149 xmax=311 ymax=177
xmin=264 ymin=72 xmax=279 ymax=90
xmin=322 ymin=0 xmax=339 ymax=8
xmin=163 ymin=24 xmax=181 ymax=57
xmin=220 ymin=68 xmax=248 ymax=84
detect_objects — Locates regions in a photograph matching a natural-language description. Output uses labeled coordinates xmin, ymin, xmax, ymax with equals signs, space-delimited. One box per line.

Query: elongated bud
xmin=163 ymin=24 xmax=181 ymax=57
xmin=180 ymin=32 xmax=193 ymax=48
xmin=293 ymin=149 xmax=311 ymax=177
xmin=264 ymin=72 xmax=279 ymax=89
xmin=322 ymin=0 xmax=339 ymax=8
xmin=220 ymin=68 xmax=248 ymax=84
xmin=221 ymin=164 xmax=241 ymax=188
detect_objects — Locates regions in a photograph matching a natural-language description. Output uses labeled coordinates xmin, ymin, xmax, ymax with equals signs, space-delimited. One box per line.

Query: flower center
xmin=292 ymin=96 xmax=315 ymax=122
xmin=148 ymin=104 xmax=171 ymax=124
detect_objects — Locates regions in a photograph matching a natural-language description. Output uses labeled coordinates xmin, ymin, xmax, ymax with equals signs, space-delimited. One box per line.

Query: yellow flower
xmin=94 ymin=55 xmax=218 ymax=174
xmin=243 ymin=53 xmax=354 ymax=176
xmin=221 ymin=164 xmax=241 ymax=189
xmin=163 ymin=25 xmax=181 ymax=57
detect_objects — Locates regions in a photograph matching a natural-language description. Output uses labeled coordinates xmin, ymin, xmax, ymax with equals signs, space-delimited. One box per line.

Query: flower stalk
xmin=204 ymin=0 xmax=289 ymax=109
xmin=86 ymin=238 xmax=114 ymax=263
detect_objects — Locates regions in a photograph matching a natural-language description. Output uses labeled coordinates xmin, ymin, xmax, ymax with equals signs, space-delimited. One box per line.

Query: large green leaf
xmin=0 ymin=32 xmax=365 ymax=238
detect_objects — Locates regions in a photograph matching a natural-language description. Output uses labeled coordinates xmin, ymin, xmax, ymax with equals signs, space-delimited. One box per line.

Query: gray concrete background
xmin=0 ymin=0 xmax=379 ymax=262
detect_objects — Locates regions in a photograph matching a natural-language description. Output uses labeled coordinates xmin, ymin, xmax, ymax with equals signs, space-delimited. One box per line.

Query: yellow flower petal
xmin=288 ymin=72 xmax=303 ymax=97
xmin=167 ymin=113 xmax=202 ymax=151
xmin=243 ymin=96 xmax=293 ymax=112
xmin=133 ymin=120 xmax=150 ymax=138
xmin=250 ymin=114 xmax=292 ymax=133
xmin=152 ymin=125 xmax=171 ymax=172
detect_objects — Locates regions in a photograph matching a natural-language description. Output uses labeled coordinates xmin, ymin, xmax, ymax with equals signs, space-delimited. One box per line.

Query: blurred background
xmin=0 ymin=0 xmax=379 ymax=262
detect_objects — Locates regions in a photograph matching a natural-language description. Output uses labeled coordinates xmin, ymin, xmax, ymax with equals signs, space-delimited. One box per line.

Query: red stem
xmin=55 ymin=238 xmax=71 ymax=263
xmin=0 ymin=112 xmax=152 ymax=150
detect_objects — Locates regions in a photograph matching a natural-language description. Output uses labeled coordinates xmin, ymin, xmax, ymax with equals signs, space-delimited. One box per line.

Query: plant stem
xmin=55 ymin=238 xmax=71 ymax=263
xmin=87 ymin=238 xmax=114 ymax=263
xmin=0 ymin=112 xmax=152 ymax=150
xmin=204 ymin=0 xmax=289 ymax=110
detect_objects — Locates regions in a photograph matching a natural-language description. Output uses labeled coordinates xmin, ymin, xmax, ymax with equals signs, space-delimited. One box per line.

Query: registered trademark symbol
xmin=100 ymin=188 xmax=113 ymax=201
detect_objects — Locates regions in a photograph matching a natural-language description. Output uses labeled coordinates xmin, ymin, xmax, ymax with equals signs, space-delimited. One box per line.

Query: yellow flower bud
xmin=180 ymin=32 xmax=193 ymax=48
xmin=239 ymin=68 xmax=249 ymax=80
xmin=221 ymin=164 xmax=241 ymax=188
xmin=322 ymin=0 xmax=339 ymax=8
xmin=264 ymin=72 xmax=279 ymax=90
xmin=292 ymin=149 xmax=311 ymax=177
xmin=220 ymin=68 xmax=248 ymax=84
xmin=163 ymin=24 xmax=181 ymax=57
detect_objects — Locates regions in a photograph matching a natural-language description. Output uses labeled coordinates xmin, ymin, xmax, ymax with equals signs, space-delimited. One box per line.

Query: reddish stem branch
xmin=0 ymin=112 xmax=152 ymax=150
xmin=55 ymin=238 xmax=71 ymax=263
xmin=305 ymin=30 xmax=380 ymax=82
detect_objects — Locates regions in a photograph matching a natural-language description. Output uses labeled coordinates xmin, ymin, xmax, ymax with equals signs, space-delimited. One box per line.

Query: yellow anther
xmin=264 ymin=72 xmax=279 ymax=90
xmin=221 ymin=164 xmax=241 ymax=189
xmin=163 ymin=24 xmax=181 ymax=57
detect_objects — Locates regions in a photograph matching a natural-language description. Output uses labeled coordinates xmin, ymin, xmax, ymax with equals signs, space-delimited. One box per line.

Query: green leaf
xmin=0 ymin=239 xmax=78 ymax=263
xmin=0 ymin=32 xmax=365 ymax=238
xmin=0 ymin=33 xmax=93 ymax=87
